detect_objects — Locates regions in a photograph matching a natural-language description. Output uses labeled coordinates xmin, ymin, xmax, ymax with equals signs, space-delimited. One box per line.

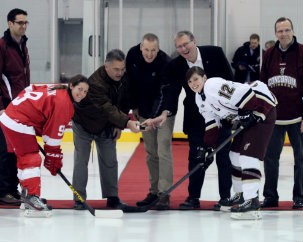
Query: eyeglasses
xmin=13 ymin=21 xmax=29 ymax=26
xmin=176 ymin=40 xmax=193 ymax=50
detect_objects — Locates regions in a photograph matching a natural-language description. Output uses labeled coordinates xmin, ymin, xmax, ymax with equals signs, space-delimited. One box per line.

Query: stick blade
xmin=94 ymin=209 xmax=123 ymax=219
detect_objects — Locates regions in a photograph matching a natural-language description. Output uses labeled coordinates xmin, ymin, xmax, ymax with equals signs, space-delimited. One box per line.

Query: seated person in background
xmin=231 ymin=33 xmax=260 ymax=83
xmin=186 ymin=66 xmax=276 ymax=220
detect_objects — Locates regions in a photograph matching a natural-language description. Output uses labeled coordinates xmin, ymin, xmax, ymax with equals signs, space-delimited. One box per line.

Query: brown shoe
xmin=0 ymin=193 xmax=21 ymax=206
xmin=155 ymin=194 xmax=170 ymax=210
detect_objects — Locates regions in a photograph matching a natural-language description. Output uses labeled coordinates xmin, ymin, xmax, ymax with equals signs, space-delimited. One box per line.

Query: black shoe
xmin=74 ymin=201 xmax=86 ymax=210
xmin=214 ymin=198 xmax=229 ymax=211
xmin=179 ymin=197 xmax=200 ymax=210
xmin=107 ymin=196 xmax=145 ymax=213
xmin=214 ymin=193 xmax=244 ymax=211
xmin=155 ymin=194 xmax=170 ymax=210
xmin=261 ymin=198 xmax=279 ymax=208
xmin=0 ymin=193 xmax=21 ymax=206
xmin=230 ymin=197 xmax=260 ymax=213
xmin=106 ymin=196 xmax=127 ymax=209
xmin=293 ymin=200 xmax=303 ymax=209
xmin=136 ymin=193 xmax=158 ymax=206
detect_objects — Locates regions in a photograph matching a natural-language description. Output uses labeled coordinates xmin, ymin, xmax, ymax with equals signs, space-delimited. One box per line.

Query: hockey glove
xmin=196 ymin=146 xmax=214 ymax=170
xmin=44 ymin=145 xmax=63 ymax=176
xmin=238 ymin=110 xmax=263 ymax=129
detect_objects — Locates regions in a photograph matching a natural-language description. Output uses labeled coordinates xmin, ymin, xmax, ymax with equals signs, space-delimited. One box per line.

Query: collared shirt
xmin=186 ymin=47 xmax=204 ymax=69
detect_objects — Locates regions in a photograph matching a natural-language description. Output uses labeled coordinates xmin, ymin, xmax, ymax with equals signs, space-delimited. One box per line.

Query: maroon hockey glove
xmin=196 ymin=146 xmax=214 ymax=170
xmin=44 ymin=145 xmax=63 ymax=176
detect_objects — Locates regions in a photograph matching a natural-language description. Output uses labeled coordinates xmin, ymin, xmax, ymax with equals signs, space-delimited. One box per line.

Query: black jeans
xmin=0 ymin=126 xmax=19 ymax=196
xmin=263 ymin=123 xmax=303 ymax=202
xmin=187 ymin=125 xmax=232 ymax=199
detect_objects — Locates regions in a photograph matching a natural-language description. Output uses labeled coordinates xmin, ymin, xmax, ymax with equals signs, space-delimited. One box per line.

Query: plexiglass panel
xmin=106 ymin=0 xmax=211 ymax=57
xmin=1 ymin=0 xmax=211 ymax=82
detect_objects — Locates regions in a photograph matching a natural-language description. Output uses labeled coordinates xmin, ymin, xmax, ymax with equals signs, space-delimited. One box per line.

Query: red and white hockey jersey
xmin=195 ymin=78 xmax=277 ymax=146
xmin=1 ymin=84 xmax=74 ymax=146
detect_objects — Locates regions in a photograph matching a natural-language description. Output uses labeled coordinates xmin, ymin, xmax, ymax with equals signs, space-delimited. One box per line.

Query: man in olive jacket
xmin=72 ymin=49 xmax=140 ymax=210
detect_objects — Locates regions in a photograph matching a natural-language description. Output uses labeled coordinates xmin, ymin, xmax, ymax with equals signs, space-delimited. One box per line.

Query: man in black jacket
xmin=231 ymin=33 xmax=260 ymax=83
xmin=146 ymin=30 xmax=234 ymax=210
xmin=126 ymin=33 xmax=174 ymax=210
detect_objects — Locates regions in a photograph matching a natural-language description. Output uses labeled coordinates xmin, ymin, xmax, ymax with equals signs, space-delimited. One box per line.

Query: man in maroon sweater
xmin=260 ymin=17 xmax=303 ymax=209
xmin=0 ymin=8 xmax=30 ymax=205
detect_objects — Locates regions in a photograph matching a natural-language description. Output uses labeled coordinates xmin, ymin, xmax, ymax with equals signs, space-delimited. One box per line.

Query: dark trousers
xmin=263 ymin=123 xmax=303 ymax=201
xmin=0 ymin=126 xmax=18 ymax=196
xmin=187 ymin=125 xmax=232 ymax=199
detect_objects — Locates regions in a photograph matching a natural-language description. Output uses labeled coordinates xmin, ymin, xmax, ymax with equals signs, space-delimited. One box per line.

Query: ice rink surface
xmin=1 ymin=142 xmax=302 ymax=242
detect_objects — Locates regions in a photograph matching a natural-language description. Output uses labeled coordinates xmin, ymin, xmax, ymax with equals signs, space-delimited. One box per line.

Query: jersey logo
xmin=279 ymin=62 xmax=286 ymax=75
xmin=280 ymin=67 xmax=286 ymax=75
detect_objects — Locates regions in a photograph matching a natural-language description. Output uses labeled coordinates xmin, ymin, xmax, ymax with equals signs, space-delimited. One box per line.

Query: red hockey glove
xmin=43 ymin=145 xmax=63 ymax=176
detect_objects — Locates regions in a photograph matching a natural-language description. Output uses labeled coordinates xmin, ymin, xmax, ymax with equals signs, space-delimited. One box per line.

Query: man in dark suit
xmin=149 ymin=30 xmax=234 ymax=210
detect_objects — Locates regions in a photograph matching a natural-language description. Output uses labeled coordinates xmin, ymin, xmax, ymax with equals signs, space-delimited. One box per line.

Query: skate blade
xmin=94 ymin=209 xmax=123 ymax=219
xmin=230 ymin=210 xmax=262 ymax=220
xmin=22 ymin=209 xmax=52 ymax=218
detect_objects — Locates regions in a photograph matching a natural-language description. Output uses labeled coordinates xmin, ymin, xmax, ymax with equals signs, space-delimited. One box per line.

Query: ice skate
xmin=20 ymin=197 xmax=48 ymax=210
xmin=21 ymin=189 xmax=52 ymax=218
xmin=230 ymin=197 xmax=262 ymax=220
xmin=214 ymin=192 xmax=244 ymax=212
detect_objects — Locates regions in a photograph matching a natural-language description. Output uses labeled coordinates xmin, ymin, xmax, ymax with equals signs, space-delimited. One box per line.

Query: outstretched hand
xmin=141 ymin=111 xmax=169 ymax=129
xmin=126 ymin=120 xmax=141 ymax=133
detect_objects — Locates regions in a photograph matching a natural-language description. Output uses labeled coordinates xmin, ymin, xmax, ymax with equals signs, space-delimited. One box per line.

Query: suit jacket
xmin=231 ymin=41 xmax=260 ymax=83
xmin=162 ymin=45 xmax=233 ymax=134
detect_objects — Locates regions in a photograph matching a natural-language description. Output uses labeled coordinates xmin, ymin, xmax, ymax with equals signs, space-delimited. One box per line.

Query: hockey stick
xmin=38 ymin=145 xmax=123 ymax=218
xmin=140 ymin=125 xmax=244 ymax=212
